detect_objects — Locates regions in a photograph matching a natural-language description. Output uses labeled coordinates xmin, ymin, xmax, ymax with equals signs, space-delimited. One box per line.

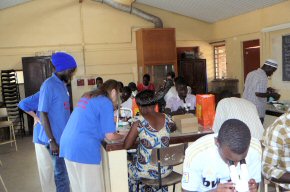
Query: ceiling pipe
xmin=92 ymin=0 xmax=163 ymax=28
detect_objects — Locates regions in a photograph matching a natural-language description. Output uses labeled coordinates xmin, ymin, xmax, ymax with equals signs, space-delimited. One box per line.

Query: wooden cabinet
xmin=178 ymin=59 xmax=207 ymax=94
xmin=136 ymin=28 xmax=177 ymax=87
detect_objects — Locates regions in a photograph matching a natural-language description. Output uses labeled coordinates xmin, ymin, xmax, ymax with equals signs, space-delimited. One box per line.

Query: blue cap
xmin=51 ymin=52 xmax=77 ymax=72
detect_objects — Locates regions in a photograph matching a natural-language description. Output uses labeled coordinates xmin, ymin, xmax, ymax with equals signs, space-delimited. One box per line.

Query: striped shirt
xmin=243 ymin=68 xmax=268 ymax=118
xmin=182 ymin=134 xmax=262 ymax=191
xmin=262 ymin=113 xmax=290 ymax=189
xmin=213 ymin=97 xmax=264 ymax=140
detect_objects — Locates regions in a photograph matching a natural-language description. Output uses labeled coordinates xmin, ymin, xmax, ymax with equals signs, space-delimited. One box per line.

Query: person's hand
xmin=248 ymin=179 xmax=258 ymax=192
xmin=215 ymin=182 xmax=236 ymax=192
xmin=33 ymin=116 xmax=41 ymax=127
xmin=49 ymin=140 xmax=59 ymax=156
xmin=176 ymin=107 xmax=186 ymax=114
xmin=271 ymin=92 xmax=281 ymax=100
xmin=267 ymin=87 xmax=276 ymax=93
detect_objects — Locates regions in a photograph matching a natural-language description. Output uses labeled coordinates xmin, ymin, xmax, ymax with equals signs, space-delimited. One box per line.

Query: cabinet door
xmin=179 ymin=59 xmax=207 ymax=94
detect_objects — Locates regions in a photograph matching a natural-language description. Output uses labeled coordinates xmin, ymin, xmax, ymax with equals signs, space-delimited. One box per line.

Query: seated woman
xmin=124 ymin=90 xmax=176 ymax=192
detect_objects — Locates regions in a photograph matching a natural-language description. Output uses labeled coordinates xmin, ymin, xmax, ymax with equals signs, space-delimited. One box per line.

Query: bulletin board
xmin=282 ymin=35 xmax=290 ymax=81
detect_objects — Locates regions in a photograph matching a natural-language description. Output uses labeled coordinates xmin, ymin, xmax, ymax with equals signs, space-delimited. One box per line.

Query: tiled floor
xmin=0 ymin=136 xmax=41 ymax=192
xmin=0 ymin=136 xmax=278 ymax=192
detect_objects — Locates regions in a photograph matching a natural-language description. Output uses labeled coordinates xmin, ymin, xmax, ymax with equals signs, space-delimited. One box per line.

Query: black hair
xmin=117 ymin=81 xmax=124 ymax=92
xmin=217 ymin=119 xmax=251 ymax=154
xmin=166 ymin=71 xmax=175 ymax=79
xmin=135 ymin=90 xmax=156 ymax=107
xmin=128 ymin=82 xmax=137 ymax=91
xmin=96 ymin=77 xmax=103 ymax=82
xmin=143 ymin=74 xmax=150 ymax=81
xmin=82 ymin=79 xmax=120 ymax=98
xmin=175 ymin=76 xmax=187 ymax=86
xmin=122 ymin=86 xmax=132 ymax=96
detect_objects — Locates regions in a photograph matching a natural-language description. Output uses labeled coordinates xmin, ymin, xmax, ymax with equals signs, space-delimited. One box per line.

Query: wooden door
xmin=22 ymin=56 xmax=53 ymax=97
xmin=22 ymin=56 xmax=54 ymax=134
xmin=243 ymin=40 xmax=260 ymax=80
xmin=178 ymin=59 xmax=207 ymax=94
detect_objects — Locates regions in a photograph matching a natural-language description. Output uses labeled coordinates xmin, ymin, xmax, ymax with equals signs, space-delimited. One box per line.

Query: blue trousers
xmin=51 ymin=156 xmax=70 ymax=192
xmin=47 ymin=146 xmax=70 ymax=192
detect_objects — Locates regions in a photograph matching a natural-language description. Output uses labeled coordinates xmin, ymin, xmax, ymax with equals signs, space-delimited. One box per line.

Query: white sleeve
xmin=182 ymin=156 xmax=202 ymax=191
xmin=212 ymin=100 xmax=226 ymax=134
xmin=247 ymin=140 xmax=262 ymax=183
xmin=165 ymin=97 xmax=173 ymax=110
xmin=190 ymin=95 xmax=196 ymax=110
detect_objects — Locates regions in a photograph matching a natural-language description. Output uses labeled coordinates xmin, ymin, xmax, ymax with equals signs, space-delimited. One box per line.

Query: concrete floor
xmin=0 ymin=136 xmax=278 ymax=192
xmin=0 ymin=136 xmax=41 ymax=192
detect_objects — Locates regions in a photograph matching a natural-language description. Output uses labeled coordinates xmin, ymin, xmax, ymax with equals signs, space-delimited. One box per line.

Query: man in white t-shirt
xmin=165 ymin=77 xmax=195 ymax=115
xmin=213 ymin=97 xmax=264 ymax=140
xmin=182 ymin=119 xmax=261 ymax=192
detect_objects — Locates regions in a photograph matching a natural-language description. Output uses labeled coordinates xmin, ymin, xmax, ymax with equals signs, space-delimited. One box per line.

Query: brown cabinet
xmin=178 ymin=58 xmax=207 ymax=94
xmin=136 ymin=28 xmax=177 ymax=88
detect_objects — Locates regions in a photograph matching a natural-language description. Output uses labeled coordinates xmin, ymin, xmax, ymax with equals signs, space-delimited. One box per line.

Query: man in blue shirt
xmin=18 ymin=92 xmax=55 ymax=192
xmin=38 ymin=52 xmax=77 ymax=192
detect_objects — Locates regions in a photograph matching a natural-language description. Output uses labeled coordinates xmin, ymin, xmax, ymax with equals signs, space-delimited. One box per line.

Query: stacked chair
xmin=1 ymin=70 xmax=25 ymax=138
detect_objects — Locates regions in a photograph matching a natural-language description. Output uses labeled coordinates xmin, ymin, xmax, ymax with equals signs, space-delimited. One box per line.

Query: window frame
xmin=213 ymin=44 xmax=227 ymax=79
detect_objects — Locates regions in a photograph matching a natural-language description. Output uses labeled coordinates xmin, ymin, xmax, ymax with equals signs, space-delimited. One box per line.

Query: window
xmin=214 ymin=45 xmax=227 ymax=79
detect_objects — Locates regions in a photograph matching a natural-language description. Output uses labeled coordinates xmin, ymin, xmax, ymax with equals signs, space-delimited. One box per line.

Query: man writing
xmin=165 ymin=77 xmax=195 ymax=115
xmin=182 ymin=119 xmax=261 ymax=192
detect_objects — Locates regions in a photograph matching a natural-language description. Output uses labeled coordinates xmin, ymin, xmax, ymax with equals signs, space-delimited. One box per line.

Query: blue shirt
xmin=38 ymin=73 xmax=71 ymax=144
xmin=60 ymin=96 xmax=116 ymax=164
xmin=18 ymin=92 xmax=48 ymax=144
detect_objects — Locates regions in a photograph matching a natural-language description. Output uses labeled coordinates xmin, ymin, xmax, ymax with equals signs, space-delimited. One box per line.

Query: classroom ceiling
xmin=136 ymin=0 xmax=286 ymax=23
xmin=0 ymin=0 xmax=287 ymax=23
xmin=0 ymin=0 xmax=32 ymax=10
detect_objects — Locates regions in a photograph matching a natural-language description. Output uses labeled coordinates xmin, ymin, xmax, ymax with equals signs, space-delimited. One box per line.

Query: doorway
xmin=243 ymin=39 xmax=260 ymax=81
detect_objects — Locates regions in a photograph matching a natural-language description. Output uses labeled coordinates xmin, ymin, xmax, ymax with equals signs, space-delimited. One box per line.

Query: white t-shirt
xmin=164 ymin=86 xmax=192 ymax=103
xmin=120 ymin=97 xmax=133 ymax=118
xmin=182 ymin=134 xmax=262 ymax=191
xmin=212 ymin=97 xmax=264 ymax=140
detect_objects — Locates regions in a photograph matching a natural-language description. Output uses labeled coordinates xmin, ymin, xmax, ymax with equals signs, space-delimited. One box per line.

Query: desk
xmin=264 ymin=104 xmax=287 ymax=128
xmin=101 ymin=130 xmax=213 ymax=192
xmin=265 ymin=104 xmax=285 ymax=117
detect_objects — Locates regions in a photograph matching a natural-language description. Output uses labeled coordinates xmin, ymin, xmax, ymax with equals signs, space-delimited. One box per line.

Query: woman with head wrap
xmin=124 ymin=90 xmax=176 ymax=192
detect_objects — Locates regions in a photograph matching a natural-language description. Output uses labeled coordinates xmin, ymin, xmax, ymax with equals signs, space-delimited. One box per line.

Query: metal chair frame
xmin=137 ymin=143 xmax=186 ymax=192
xmin=0 ymin=160 xmax=8 ymax=192
xmin=0 ymin=108 xmax=17 ymax=151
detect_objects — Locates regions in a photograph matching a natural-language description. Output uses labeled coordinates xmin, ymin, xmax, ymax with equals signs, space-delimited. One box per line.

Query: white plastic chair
xmin=0 ymin=108 xmax=17 ymax=151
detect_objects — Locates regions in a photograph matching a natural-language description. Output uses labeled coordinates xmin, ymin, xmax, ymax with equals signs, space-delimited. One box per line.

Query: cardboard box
xmin=172 ymin=114 xmax=199 ymax=133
